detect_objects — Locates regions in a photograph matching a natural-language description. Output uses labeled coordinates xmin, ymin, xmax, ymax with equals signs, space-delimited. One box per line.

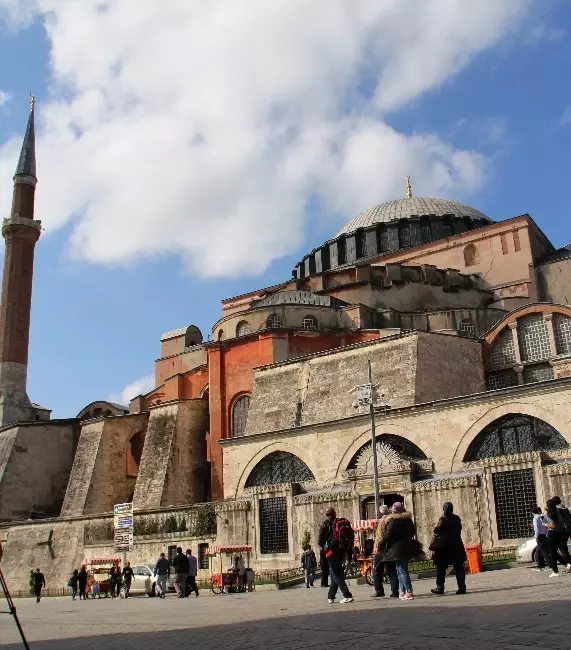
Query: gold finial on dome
xmin=29 ymin=93 xmax=35 ymax=112
xmin=405 ymin=176 xmax=412 ymax=199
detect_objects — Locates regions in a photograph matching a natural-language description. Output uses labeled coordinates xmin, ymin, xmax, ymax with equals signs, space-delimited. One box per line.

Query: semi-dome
xmin=337 ymin=197 xmax=491 ymax=237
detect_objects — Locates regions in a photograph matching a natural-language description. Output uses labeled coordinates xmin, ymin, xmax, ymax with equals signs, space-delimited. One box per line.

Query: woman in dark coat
xmin=430 ymin=502 xmax=467 ymax=595
xmin=377 ymin=502 xmax=417 ymax=600
xmin=78 ymin=566 xmax=88 ymax=600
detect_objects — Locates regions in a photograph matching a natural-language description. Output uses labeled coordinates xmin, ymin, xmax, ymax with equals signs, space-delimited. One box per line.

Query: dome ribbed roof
xmin=336 ymin=197 xmax=491 ymax=237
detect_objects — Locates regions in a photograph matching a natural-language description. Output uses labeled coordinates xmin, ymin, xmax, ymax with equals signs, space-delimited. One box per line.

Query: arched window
xmin=245 ymin=451 xmax=315 ymax=487
xmin=554 ymin=314 xmax=571 ymax=356
xmin=399 ymin=224 xmax=411 ymax=248
xmin=231 ymin=394 xmax=251 ymax=437
xmin=348 ymin=434 xmax=427 ymax=471
xmin=379 ymin=229 xmax=389 ymax=252
xmin=301 ymin=315 xmax=318 ymax=331
xmin=459 ymin=319 xmax=477 ymax=338
xmin=420 ymin=222 xmax=432 ymax=244
xmin=267 ymin=313 xmax=283 ymax=329
xmin=488 ymin=329 xmax=517 ymax=370
xmin=463 ymin=243 xmax=479 ymax=267
xmin=518 ymin=315 xmax=551 ymax=362
xmin=127 ymin=431 xmax=145 ymax=476
xmin=463 ymin=414 xmax=568 ymax=462
xmin=236 ymin=321 xmax=251 ymax=337
xmin=217 ymin=329 xmax=224 ymax=341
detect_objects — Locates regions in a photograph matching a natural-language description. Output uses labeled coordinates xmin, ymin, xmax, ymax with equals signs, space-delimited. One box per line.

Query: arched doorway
xmin=464 ymin=414 xmax=569 ymax=540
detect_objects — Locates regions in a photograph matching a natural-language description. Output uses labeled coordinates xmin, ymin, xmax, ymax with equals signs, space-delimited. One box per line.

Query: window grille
xmin=513 ymin=231 xmax=521 ymax=252
xmin=245 ymin=451 xmax=315 ymax=487
xmin=442 ymin=222 xmax=452 ymax=237
xmin=168 ymin=545 xmax=178 ymax=565
xmin=464 ymin=414 xmax=568 ymax=461
xmin=554 ymin=314 xmax=571 ymax=356
xmin=523 ymin=363 xmax=554 ymax=385
xmin=259 ymin=497 xmax=289 ymax=554
xmin=236 ymin=321 xmax=251 ymax=337
xmin=420 ymin=222 xmax=432 ymax=244
xmin=266 ymin=313 xmax=283 ymax=329
xmin=231 ymin=395 xmax=251 ymax=437
xmin=399 ymin=225 xmax=411 ymax=248
xmin=518 ymin=315 xmax=551 ymax=362
xmin=301 ymin=315 xmax=318 ymax=330
xmin=198 ymin=543 xmax=209 ymax=570
xmin=488 ymin=329 xmax=517 ymax=370
xmin=493 ymin=469 xmax=536 ymax=540
xmin=379 ymin=230 xmax=389 ymax=251
xmin=459 ymin=319 xmax=477 ymax=338
xmin=463 ymin=244 xmax=478 ymax=267
xmin=487 ymin=369 xmax=519 ymax=391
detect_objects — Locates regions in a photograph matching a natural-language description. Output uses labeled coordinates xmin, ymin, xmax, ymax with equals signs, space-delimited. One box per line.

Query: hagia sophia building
xmin=3 ymin=101 xmax=571 ymax=588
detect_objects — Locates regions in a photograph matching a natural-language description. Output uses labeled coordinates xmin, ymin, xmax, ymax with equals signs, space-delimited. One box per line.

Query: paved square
xmin=2 ymin=567 xmax=570 ymax=649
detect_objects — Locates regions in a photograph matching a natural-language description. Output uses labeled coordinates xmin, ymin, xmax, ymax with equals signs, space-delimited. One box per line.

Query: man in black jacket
xmin=172 ymin=547 xmax=190 ymax=598
xmin=318 ymin=508 xmax=335 ymax=587
xmin=552 ymin=496 xmax=571 ymax=570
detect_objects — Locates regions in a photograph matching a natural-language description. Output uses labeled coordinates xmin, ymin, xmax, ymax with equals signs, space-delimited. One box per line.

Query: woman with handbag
xmin=377 ymin=502 xmax=417 ymax=600
xmin=430 ymin=502 xmax=467 ymax=595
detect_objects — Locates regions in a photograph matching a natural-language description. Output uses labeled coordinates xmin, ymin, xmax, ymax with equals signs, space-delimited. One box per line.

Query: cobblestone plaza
xmin=2 ymin=568 xmax=571 ymax=649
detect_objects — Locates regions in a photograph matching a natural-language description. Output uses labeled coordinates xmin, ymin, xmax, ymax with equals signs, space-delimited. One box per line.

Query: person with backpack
xmin=318 ymin=508 xmax=335 ymax=588
xmin=323 ymin=510 xmax=355 ymax=604
xmin=301 ymin=545 xmax=317 ymax=588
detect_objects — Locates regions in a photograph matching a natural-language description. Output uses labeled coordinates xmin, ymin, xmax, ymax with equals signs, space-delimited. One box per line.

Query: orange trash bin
xmin=465 ymin=544 xmax=483 ymax=574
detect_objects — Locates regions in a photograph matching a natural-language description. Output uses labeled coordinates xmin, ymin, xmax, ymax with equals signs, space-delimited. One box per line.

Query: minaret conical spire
xmin=14 ymin=94 xmax=36 ymax=179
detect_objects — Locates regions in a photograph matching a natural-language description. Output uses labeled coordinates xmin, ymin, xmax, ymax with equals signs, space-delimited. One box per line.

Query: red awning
xmin=205 ymin=545 xmax=253 ymax=556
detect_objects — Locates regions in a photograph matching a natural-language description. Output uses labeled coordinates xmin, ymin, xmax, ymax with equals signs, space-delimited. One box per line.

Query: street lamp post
xmin=367 ymin=360 xmax=381 ymax=520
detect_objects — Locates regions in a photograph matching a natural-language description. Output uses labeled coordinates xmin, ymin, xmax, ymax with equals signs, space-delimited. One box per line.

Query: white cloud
xmin=109 ymin=374 xmax=154 ymax=406
xmin=0 ymin=89 xmax=12 ymax=107
xmin=0 ymin=0 xmax=533 ymax=277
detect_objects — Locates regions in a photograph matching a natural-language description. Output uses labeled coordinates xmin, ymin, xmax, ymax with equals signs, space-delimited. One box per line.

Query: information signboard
xmin=114 ymin=503 xmax=134 ymax=552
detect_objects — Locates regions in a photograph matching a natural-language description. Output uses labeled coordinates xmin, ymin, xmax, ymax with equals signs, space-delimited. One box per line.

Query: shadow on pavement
xmin=3 ymin=596 xmax=571 ymax=650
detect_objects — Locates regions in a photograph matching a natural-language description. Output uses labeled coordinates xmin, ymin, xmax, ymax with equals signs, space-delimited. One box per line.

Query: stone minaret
xmin=0 ymin=97 xmax=42 ymax=425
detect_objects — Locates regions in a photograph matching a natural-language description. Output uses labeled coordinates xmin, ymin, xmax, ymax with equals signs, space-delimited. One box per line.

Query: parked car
xmin=515 ymin=537 xmax=571 ymax=564
xmin=128 ymin=565 xmax=175 ymax=597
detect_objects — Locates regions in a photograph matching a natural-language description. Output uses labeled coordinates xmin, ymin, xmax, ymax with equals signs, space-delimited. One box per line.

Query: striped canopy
xmin=205 ymin=545 xmax=253 ymax=556
xmin=351 ymin=519 xmax=380 ymax=531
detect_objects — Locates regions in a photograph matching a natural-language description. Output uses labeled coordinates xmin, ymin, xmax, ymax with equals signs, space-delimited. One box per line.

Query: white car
xmin=515 ymin=537 xmax=571 ymax=564
xmin=128 ymin=565 xmax=175 ymax=597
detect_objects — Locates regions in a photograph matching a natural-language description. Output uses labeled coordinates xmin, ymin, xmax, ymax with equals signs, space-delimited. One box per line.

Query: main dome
xmin=336 ymin=197 xmax=491 ymax=237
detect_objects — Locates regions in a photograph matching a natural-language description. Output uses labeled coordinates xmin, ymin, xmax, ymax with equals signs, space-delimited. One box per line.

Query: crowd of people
xmin=315 ymin=501 xmax=467 ymax=603
xmin=28 ymin=496 xmax=570 ymax=605
xmin=531 ymin=496 xmax=571 ymax=576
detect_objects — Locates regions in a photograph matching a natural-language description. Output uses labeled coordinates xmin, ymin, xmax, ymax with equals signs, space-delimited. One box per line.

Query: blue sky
xmin=0 ymin=1 xmax=570 ymax=417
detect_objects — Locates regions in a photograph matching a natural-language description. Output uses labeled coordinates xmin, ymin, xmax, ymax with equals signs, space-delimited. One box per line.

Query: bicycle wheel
xmin=210 ymin=576 xmax=223 ymax=595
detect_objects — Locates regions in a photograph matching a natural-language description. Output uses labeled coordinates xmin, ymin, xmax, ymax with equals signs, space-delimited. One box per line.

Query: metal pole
xmin=368 ymin=360 xmax=380 ymax=519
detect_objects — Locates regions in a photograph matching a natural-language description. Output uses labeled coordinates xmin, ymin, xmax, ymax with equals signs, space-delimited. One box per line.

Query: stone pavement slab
xmin=1 ymin=567 xmax=571 ymax=649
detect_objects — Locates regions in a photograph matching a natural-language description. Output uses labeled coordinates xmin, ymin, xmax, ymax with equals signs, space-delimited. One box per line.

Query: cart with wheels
xmin=206 ymin=545 xmax=253 ymax=594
